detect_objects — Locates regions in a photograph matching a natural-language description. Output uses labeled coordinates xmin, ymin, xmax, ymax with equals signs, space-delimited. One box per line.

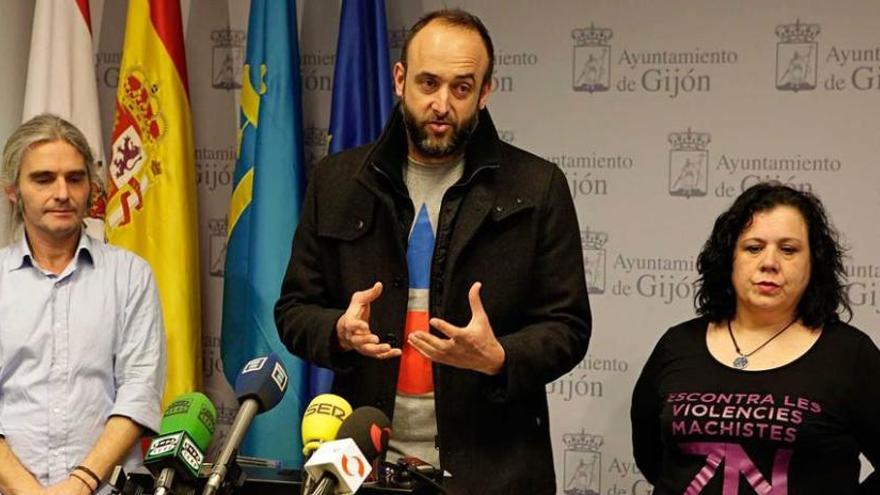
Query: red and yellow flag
xmin=106 ymin=0 xmax=200 ymax=406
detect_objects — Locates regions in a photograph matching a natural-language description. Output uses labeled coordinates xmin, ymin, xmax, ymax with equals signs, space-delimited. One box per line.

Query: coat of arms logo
xmin=107 ymin=68 xmax=166 ymax=227
xmin=668 ymin=128 xmax=710 ymax=198
xmin=582 ymin=229 xmax=608 ymax=294
xmin=563 ymin=431 xmax=604 ymax=495
xmin=572 ymin=24 xmax=612 ymax=93
xmin=212 ymin=28 xmax=245 ymax=90
xmin=775 ymin=20 xmax=820 ymax=92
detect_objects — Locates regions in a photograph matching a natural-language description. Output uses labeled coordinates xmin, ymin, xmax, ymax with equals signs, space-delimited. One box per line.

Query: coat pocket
xmin=316 ymin=194 xmax=375 ymax=242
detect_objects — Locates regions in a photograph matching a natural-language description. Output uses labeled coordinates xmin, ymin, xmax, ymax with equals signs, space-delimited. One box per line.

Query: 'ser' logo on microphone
xmin=341 ymin=454 xmax=366 ymax=478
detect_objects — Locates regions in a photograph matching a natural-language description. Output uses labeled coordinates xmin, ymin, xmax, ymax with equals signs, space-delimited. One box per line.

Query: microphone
xmin=143 ymin=392 xmax=218 ymax=495
xmin=394 ymin=457 xmax=447 ymax=494
xmin=304 ymin=406 xmax=391 ymax=495
xmin=302 ymin=394 xmax=353 ymax=456
xmin=202 ymin=353 xmax=288 ymax=495
xmin=300 ymin=394 xmax=353 ymax=495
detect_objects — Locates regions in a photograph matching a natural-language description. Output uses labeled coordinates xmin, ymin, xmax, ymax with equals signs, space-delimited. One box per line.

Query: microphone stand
xmin=203 ymin=400 xmax=259 ymax=495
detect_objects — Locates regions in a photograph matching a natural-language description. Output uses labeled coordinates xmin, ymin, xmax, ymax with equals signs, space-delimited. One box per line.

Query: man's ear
xmin=478 ymin=80 xmax=492 ymax=110
xmin=4 ymin=185 xmax=17 ymax=206
xmin=393 ymin=62 xmax=406 ymax=98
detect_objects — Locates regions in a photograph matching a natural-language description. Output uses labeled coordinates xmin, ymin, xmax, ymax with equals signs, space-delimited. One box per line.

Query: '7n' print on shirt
xmin=667 ymin=391 xmax=824 ymax=494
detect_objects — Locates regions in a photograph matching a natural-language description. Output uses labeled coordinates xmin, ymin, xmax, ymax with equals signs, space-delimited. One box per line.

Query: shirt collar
xmin=9 ymin=230 xmax=95 ymax=273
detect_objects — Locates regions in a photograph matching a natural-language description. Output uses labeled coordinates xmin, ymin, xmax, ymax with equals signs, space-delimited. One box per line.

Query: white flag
xmin=21 ymin=0 xmax=105 ymax=240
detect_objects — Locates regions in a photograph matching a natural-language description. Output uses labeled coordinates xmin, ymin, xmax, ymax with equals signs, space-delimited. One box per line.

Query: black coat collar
xmin=358 ymin=103 xmax=503 ymax=196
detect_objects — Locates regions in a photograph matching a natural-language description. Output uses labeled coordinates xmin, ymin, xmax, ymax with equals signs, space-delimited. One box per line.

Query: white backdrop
xmin=2 ymin=1 xmax=878 ymax=493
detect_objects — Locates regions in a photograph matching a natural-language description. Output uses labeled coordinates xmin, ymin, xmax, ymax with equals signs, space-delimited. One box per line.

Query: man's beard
xmin=401 ymin=102 xmax=479 ymax=160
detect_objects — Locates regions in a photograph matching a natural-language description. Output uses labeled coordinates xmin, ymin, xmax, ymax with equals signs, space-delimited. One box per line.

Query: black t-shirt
xmin=631 ymin=316 xmax=880 ymax=494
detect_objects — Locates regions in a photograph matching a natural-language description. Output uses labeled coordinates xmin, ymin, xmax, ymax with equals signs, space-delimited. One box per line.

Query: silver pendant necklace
xmin=727 ymin=318 xmax=798 ymax=369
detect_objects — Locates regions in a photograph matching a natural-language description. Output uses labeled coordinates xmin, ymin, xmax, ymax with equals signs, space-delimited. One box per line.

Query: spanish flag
xmin=106 ymin=0 xmax=200 ymax=406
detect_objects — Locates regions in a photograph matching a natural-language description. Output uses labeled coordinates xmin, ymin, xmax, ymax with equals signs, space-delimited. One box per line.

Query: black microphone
xmin=202 ymin=353 xmax=289 ymax=495
xmin=304 ymin=407 xmax=391 ymax=495
xmin=395 ymin=457 xmax=447 ymax=494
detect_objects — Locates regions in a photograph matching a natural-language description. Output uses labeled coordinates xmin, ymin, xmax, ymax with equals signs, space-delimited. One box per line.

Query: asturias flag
xmin=309 ymin=0 xmax=395 ymax=397
xmin=106 ymin=0 xmax=201 ymax=407
xmin=220 ymin=0 xmax=309 ymax=465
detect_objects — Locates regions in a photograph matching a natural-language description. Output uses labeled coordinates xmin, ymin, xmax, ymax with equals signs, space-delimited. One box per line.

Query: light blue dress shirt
xmin=0 ymin=233 xmax=165 ymax=487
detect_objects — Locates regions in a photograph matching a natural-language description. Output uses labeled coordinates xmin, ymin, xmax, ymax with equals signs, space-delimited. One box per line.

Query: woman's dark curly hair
xmin=695 ymin=182 xmax=850 ymax=328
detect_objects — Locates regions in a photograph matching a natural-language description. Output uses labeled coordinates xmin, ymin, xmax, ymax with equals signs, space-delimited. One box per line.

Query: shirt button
xmin=53 ymin=408 xmax=60 ymax=413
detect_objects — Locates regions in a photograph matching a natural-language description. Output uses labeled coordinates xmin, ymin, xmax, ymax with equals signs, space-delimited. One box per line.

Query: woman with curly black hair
xmin=631 ymin=182 xmax=880 ymax=494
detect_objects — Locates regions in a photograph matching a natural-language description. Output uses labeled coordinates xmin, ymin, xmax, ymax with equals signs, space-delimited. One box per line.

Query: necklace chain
xmin=727 ymin=318 xmax=798 ymax=369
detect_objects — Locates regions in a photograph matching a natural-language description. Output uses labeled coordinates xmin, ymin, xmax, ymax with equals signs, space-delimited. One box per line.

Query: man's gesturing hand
xmin=408 ymin=282 xmax=506 ymax=375
xmin=336 ymin=282 xmax=402 ymax=359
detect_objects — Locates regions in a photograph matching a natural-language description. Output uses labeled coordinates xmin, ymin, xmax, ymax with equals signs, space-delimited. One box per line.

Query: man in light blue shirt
xmin=0 ymin=114 xmax=165 ymax=495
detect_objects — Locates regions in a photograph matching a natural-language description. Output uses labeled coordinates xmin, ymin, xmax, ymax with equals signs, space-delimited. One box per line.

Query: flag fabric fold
xmin=22 ymin=0 xmax=105 ymax=239
xmin=220 ymin=0 xmax=308 ymax=465
xmin=23 ymin=0 xmax=103 ymax=156
xmin=309 ymin=0 xmax=396 ymax=397
xmin=328 ymin=0 xmax=395 ymax=154
xmin=106 ymin=0 xmax=201 ymax=407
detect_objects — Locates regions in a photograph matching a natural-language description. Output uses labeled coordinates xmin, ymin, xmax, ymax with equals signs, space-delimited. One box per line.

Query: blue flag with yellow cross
xmin=220 ymin=0 xmax=308 ymax=465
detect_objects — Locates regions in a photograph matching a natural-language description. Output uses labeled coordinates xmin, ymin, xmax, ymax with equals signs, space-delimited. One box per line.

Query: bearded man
xmin=275 ymin=9 xmax=590 ymax=494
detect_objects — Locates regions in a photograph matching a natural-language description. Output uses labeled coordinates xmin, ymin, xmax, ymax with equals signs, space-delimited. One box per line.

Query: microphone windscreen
xmin=158 ymin=392 xmax=218 ymax=452
xmin=302 ymin=394 xmax=353 ymax=456
xmin=234 ymin=353 xmax=288 ymax=412
xmin=336 ymin=406 xmax=391 ymax=462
